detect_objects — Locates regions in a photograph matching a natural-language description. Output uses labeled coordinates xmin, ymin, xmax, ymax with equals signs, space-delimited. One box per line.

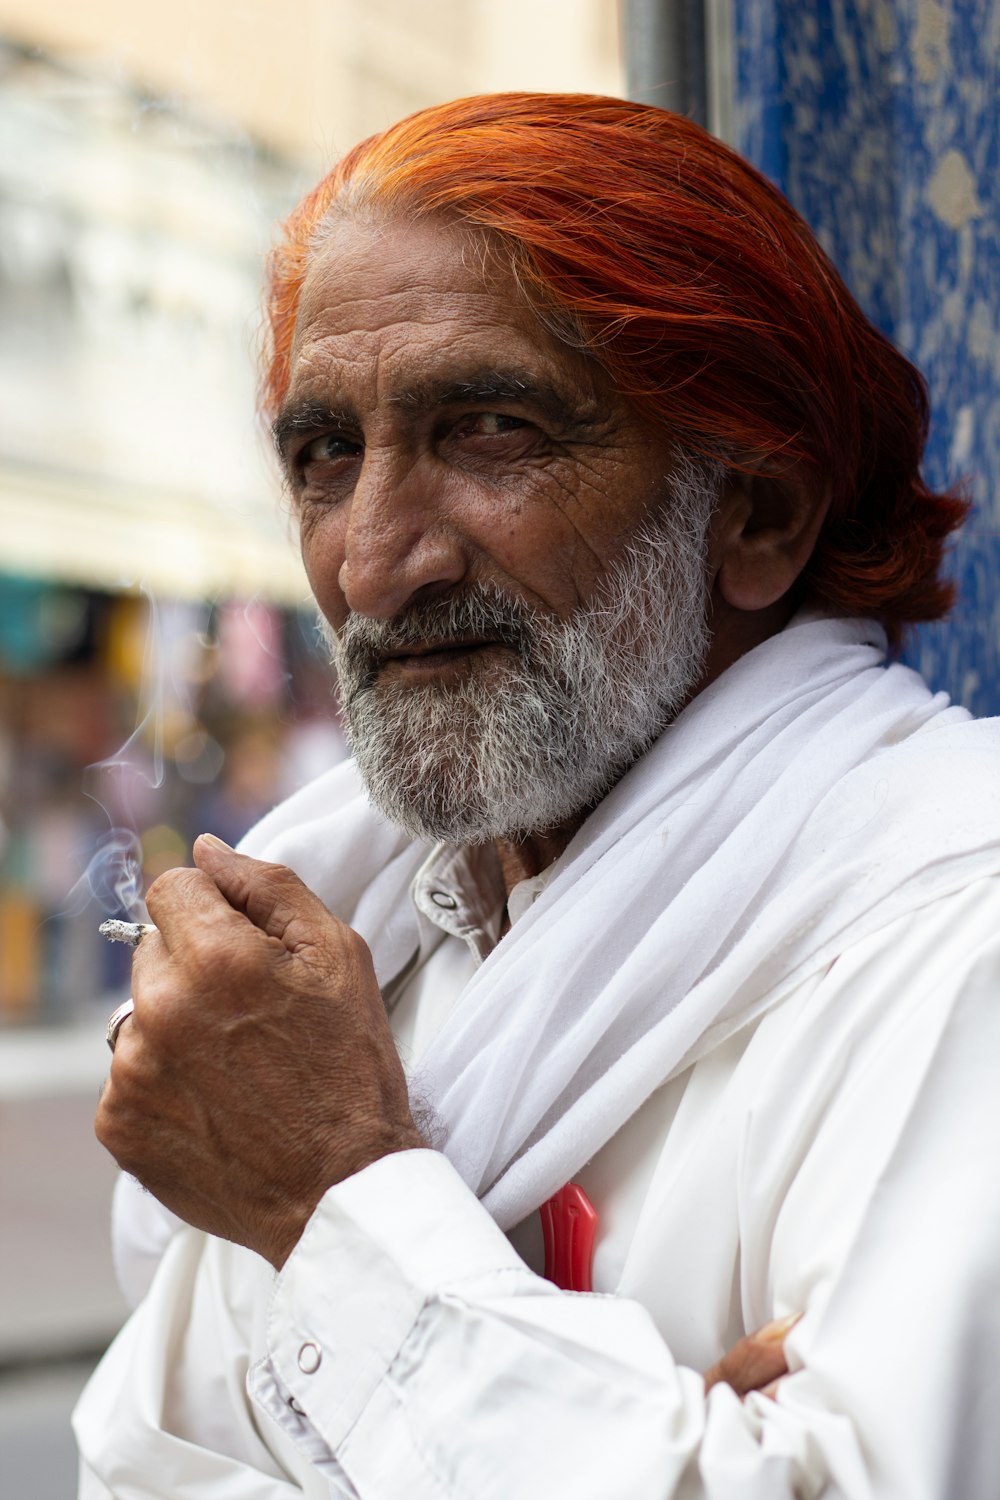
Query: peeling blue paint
xmin=734 ymin=0 xmax=1000 ymax=713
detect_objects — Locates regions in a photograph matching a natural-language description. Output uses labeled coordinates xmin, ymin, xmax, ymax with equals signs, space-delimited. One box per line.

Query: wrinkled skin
xmin=97 ymin=216 xmax=824 ymax=1393
xmin=98 ymin=837 xmax=423 ymax=1270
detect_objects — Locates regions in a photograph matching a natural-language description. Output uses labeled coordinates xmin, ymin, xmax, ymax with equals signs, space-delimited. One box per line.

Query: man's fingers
xmin=142 ymin=865 xmax=246 ymax=953
xmin=143 ymin=839 xmax=327 ymax=958
xmin=193 ymin=834 xmax=337 ymax=950
xmin=703 ymin=1313 xmax=801 ymax=1397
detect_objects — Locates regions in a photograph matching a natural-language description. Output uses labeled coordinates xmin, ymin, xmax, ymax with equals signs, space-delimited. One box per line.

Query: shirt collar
xmin=410 ymin=842 xmax=559 ymax=966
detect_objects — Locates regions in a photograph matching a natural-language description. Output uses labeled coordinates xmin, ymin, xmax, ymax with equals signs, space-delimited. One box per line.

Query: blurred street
xmin=0 ymin=1024 xmax=128 ymax=1362
xmin=0 ymin=1356 xmax=97 ymax=1500
xmin=1 ymin=1023 xmax=127 ymax=1499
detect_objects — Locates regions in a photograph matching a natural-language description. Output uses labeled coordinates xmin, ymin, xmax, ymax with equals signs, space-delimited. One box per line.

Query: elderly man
xmin=76 ymin=95 xmax=1000 ymax=1498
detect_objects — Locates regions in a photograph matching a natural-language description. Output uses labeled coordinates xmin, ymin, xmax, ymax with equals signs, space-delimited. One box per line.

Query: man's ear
xmin=711 ymin=463 xmax=832 ymax=613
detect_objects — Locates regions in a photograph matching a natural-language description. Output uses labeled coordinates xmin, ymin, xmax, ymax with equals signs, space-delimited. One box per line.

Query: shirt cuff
xmin=254 ymin=1149 xmax=537 ymax=1454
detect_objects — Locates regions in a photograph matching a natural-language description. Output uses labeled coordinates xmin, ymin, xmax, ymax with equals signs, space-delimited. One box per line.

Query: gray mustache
xmin=336 ymin=588 xmax=534 ymax=681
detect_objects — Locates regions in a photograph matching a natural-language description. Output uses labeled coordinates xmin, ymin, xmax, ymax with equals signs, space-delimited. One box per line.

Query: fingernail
xmin=197 ymin=833 xmax=234 ymax=852
xmin=755 ymin=1312 xmax=802 ymax=1345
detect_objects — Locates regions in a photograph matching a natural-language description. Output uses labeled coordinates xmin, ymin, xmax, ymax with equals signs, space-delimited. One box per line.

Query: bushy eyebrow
xmin=271 ymin=366 xmax=601 ymax=465
xmin=388 ymin=368 xmax=582 ymax=424
xmin=271 ymin=401 xmax=354 ymax=461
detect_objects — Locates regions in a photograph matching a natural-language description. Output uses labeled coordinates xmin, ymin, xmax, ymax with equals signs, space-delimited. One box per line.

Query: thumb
xmin=192 ymin=833 xmax=245 ymax=895
xmin=193 ymin=833 xmax=330 ymax=950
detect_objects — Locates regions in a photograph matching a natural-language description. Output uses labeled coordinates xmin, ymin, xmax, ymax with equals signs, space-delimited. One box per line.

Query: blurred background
xmin=0 ymin=2 xmax=995 ymax=1495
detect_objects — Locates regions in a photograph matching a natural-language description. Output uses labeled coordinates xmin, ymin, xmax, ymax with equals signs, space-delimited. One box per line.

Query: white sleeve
xmin=110 ymin=1171 xmax=184 ymax=1308
xmin=248 ymin=1155 xmax=814 ymax=1498
xmin=249 ymin=935 xmax=1000 ymax=1500
xmin=250 ymin=1150 xmax=732 ymax=1499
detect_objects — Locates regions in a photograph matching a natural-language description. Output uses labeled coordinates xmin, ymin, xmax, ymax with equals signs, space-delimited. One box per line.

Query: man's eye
xmin=301 ymin=434 xmax=362 ymax=463
xmin=457 ymin=413 xmax=529 ymax=438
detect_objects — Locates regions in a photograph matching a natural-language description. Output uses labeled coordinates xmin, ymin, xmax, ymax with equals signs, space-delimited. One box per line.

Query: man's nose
xmin=338 ymin=452 xmax=467 ymax=620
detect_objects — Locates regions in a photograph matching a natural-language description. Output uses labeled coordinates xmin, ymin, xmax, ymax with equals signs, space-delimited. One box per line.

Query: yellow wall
xmin=0 ymin=0 xmax=623 ymax=167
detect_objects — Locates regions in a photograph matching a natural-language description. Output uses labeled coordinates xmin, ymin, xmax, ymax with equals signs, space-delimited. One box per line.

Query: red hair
xmin=262 ymin=93 xmax=966 ymax=640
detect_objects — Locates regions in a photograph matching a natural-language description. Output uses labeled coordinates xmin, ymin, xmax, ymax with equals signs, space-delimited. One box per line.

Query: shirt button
xmin=430 ymin=891 xmax=458 ymax=910
xmin=297 ymin=1342 xmax=322 ymax=1374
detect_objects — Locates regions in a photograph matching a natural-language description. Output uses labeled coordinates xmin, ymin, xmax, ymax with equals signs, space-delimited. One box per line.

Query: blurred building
xmin=0 ymin=0 xmax=622 ymax=168
xmin=0 ymin=39 xmax=327 ymax=1030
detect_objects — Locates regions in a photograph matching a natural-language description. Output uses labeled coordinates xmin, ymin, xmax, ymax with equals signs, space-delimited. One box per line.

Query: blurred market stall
xmin=0 ymin=41 xmax=341 ymax=1029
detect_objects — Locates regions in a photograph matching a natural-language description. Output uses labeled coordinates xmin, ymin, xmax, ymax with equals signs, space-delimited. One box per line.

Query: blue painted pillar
xmin=733 ymin=0 xmax=1000 ymax=713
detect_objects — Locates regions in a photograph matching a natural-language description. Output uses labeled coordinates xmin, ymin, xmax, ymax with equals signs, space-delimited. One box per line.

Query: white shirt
xmin=75 ymin=857 xmax=1000 ymax=1499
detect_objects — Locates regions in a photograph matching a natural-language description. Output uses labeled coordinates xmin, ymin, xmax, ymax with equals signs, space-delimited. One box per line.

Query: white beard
xmin=321 ymin=455 xmax=719 ymax=844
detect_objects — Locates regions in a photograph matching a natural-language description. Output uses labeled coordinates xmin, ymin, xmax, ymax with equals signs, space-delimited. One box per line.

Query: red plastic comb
xmin=539 ymin=1182 xmax=598 ymax=1293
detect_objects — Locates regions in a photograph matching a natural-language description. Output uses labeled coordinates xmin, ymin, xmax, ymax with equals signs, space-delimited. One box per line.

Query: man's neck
xmin=493 ymin=814 xmax=588 ymax=900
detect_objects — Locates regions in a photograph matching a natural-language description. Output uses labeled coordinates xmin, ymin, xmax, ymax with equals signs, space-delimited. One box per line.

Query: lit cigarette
xmin=99 ymin=920 xmax=157 ymax=948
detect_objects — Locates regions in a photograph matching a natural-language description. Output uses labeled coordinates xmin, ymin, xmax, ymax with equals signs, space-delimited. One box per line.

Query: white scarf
xmin=241 ymin=612 xmax=1000 ymax=1230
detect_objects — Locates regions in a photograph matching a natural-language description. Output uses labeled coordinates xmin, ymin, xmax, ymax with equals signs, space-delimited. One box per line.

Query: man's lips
xmin=377 ymin=639 xmax=504 ymax=672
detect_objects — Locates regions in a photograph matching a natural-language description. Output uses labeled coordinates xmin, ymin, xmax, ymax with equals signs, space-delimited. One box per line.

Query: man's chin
xmin=359 ymin=771 xmax=500 ymax=846
xmin=351 ymin=732 xmax=610 ymax=848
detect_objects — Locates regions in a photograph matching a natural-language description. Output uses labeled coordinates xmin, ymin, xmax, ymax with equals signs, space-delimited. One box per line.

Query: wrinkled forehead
xmin=287 ymin=213 xmax=601 ymax=412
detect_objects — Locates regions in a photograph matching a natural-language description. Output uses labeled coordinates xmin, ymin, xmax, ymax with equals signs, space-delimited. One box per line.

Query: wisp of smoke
xmin=63 ymin=827 xmax=148 ymax=921
xmin=59 ymin=588 xmax=168 ymax=922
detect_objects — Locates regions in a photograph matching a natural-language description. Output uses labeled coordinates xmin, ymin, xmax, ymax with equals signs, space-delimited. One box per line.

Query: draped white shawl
xmin=241 ymin=612 xmax=1000 ymax=1231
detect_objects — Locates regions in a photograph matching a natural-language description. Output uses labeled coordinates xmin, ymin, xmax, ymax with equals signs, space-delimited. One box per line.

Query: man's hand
xmin=96 ymin=834 xmax=424 ymax=1270
xmin=703 ymin=1315 xmax=801 ymax=1400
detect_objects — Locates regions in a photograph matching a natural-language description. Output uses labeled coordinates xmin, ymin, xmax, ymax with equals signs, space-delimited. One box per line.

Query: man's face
xmin=276 ymin=214 xmax=717 ymax=841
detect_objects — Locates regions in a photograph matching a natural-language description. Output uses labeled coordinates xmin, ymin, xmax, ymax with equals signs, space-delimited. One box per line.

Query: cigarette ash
xmin=99 ymin=920 xmax=157 ymax=948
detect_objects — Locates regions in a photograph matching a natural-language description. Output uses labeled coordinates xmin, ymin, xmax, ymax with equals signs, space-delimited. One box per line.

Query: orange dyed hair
xmin=262 ymin=93 xmax=966 ymax=638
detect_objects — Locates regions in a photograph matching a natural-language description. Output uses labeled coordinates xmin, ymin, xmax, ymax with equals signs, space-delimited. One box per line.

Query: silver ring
xmin=106 ymin=998 xmax=135 ymax=1053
